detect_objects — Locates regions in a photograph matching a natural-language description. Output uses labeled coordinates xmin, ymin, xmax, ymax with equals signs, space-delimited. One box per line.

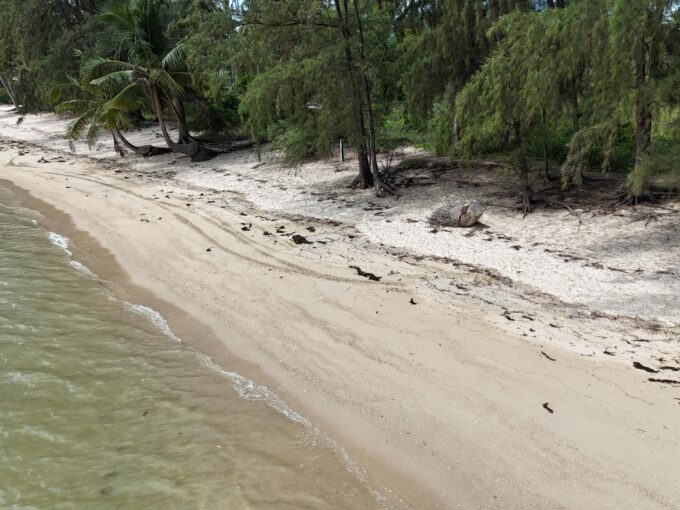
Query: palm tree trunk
xmin=152 ymin=84 xmax=197 ymax=155
xmin=152 ymin=84 xmax=178 ymax=148
xmin=114 ymin=128 xmax=172 ymax=157
xmin=112 ymin=132 xmax=125 ymax=157
xmin=151 ymin=84 xmax=217 ymax=162
xmin=172 ymin=96 xmax=192 ymax=144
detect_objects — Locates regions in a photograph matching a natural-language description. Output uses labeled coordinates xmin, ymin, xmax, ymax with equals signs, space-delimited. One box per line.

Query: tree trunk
xmin=152 ymin=84 xmax=181 ymax=149
xmin=556 ymin=0 xmax=566 ymax=8
xmin=352 ymin=0 xmax=390 ymax=196
xmin=634 ymin=37 xmax=651 ymax=171
xmin=114 ymin=128 xmax=172 ymax=157
xmin=151 ymin=84 xmax=216 ymax=162
xmin=569 ymin=81 xmax=583 ymax=184
xmin=333 ymin=0 xmax=372 ymax=189
xmin=112 ymin=132 xmax=125 ymax=157
xmin=542 ymin=109 xmax=550 ymax=181
xmin=172 ymin=96 xmax=192 ymax=144
xmin=488 ymin=0 xmax=499 ymax=19
xmin=514 ymin=121 xmax=531 ymax=214
xmin=0 ymin=73 xmax=19 ymax=109
xmin=500 ymin=127 xmax=510 ymax=149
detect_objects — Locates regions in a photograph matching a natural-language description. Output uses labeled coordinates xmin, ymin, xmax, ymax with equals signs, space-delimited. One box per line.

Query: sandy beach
xmin=1 ymin=106 xmax=679 ymax=509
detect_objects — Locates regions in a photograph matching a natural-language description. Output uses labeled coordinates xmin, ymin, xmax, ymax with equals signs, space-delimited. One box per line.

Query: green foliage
xmin=234 ymin=1 xmax=354 ymax=156
xmin=276 ymin=126 xmax=318 ymax=166
xmin=424 ymin=96 xmax=452 ymax=156
xmin=1 ymin=0 xmax=679 ymax=202
xmin=0 ymin=0 xmax=119 ymax=110
xmin=186 ymin=94 xmax=240 ymax=133
xmin=173 ymin=1 xmax=238 ymax=98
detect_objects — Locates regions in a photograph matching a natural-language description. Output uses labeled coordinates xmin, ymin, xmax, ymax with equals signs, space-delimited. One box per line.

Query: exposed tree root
xmin=520 ymin=186 xmax=534 ymax=217
xmin=375 ymin=178 xmax=398 ymax=197
xmin=190 ymin=147 xmax=220 ymax=162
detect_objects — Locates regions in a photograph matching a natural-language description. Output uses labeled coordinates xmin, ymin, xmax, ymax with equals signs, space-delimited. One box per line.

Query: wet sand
xmin=1 ymin=139 xmax=680 ymax=509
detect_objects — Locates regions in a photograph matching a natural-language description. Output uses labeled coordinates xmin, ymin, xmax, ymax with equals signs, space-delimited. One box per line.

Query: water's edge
xmin=0 ymin=192 xmax=393 ymax=509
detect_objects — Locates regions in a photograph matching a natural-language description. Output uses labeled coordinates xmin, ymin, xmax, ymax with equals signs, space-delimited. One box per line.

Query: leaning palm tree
xmin=87 ymin=0 xmax=216 ymax=161
xmin=52 ymin=64 xmax=170 ymax=157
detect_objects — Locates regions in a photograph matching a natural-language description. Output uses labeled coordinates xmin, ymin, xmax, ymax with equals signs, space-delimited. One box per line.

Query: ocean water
xmin=0 ymin=204 xmax=383 ymax=509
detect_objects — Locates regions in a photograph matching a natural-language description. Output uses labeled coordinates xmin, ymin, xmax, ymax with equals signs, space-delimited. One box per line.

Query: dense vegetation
xmin=1 ymin=0 xmax=678 ymax=210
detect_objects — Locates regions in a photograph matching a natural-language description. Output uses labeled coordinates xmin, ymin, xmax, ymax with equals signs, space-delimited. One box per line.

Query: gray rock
xmin=429 ymin=202 xmax=483 ymax=228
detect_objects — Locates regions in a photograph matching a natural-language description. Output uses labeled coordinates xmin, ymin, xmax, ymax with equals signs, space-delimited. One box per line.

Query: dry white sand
xmin=1 ymin=106 xmax=677 ymax=326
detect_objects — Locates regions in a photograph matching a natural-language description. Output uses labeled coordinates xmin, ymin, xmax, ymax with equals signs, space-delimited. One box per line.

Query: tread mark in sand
xmin=38 ymin=170 xmax=405 ymax=289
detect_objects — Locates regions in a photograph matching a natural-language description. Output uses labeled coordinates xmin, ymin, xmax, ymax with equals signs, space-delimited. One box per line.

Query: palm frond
xmin=84 ymin=58 xmax=136 ymax=82
xmin=91 ymin=70 xmax=136 ymax=91
xmin=162 ymin=44 xmax=187 ymax=73
xmin=65 ymin=109 xmax=97 ymax=141
xmin=55 ymin=99 xmax=95 ymax=115
xmin=100 ymin=107 xmax=132 ymax=131
xmin=85 ymin=108 xmax=103 ymax=147
xmin=150 ymin=67 xmax=184 ymax=96
xmin=103 ymin=82 xmax=148 ymax=113
xmin=51 ymin=74 xmax=84 ymax=103
xmin=100 ymin=4 xmax=147 ymax=54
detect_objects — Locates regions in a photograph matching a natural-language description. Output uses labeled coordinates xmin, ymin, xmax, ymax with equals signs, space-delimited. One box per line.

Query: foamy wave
xmin=116 ymin=301 xmax=379 ymax=500
xmin=123 ymin=300 xmax=310 ymax=425
xmin=196 ymin=353 xmax=387 ymax=505
xmin=69 ymin=260 xmax=96 ymax=277
xmin=123 ymin=303 xmax=182 ymax=342
xmin=198 ymin=354 xmax=311 ymax=426
xmin=95 ymin=283 xmax=385 ymax=503
xmin=48 ymin=232 xmax=71 ymax=255
xmin=48 ymin=231 xmax=98 ymax=278
xmin=6 ymin=371 xmax=37 ymax=388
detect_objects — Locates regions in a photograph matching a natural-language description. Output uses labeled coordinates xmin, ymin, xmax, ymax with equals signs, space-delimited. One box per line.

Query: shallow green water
xmin=0 ymin=205 xmax=382 ymax=509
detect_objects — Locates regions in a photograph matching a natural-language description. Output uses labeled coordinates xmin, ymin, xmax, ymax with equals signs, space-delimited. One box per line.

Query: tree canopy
xmin=1 ymin=0 xmax=679 ymax=209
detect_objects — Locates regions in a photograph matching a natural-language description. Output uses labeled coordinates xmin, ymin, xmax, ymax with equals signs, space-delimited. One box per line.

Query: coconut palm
xmin=52 ymin=59 xmax=171 ymax=157
xmin=87 ymin=0 xmax=216 ymax=161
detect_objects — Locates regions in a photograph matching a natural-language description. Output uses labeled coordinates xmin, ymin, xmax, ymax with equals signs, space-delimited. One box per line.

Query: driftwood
xmin=429 ymin=203 xmax=483 ymax=228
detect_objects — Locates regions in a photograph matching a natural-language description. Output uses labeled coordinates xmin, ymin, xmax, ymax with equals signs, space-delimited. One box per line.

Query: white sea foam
xmin=123 ymin=303 xmax=182 ymax=342
xmin=6 ymin=371 xmax=37 ymax=388
xmin=47 ymin=231 xmax=98 ymax=278
xmin=197 ymin=353 xmax=311 ymax=426
xmin=69 ymin=260 xmax=96 ymax=277
xmin=19 ymin=425 xmax=68 ymax=445
xmin=47 ymin=232 xmax=71 ymax=255
xmin=197 ymin=352 xmax=387 ymax=504
xmin=120 ymin=300 xmax=382 ymax=502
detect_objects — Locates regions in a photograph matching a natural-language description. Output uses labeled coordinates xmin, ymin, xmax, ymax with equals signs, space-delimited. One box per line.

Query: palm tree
xmin=52 ymin=60 xmax=171 ymax=157
xmin=87 ymin=0 xmax=216 ymax=161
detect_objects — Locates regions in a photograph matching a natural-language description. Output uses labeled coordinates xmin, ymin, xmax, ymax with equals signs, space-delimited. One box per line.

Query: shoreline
xmin=1 ymin=130 xmax=680 ymax=508
xmin=0 ymin=175 xmax=426 ymax=509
